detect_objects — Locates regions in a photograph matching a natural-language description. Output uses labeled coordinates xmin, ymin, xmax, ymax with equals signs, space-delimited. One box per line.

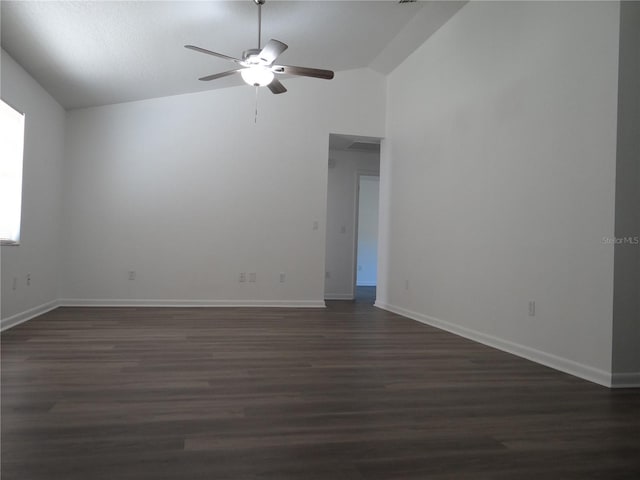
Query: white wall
xmin=61 ymin=68 xmax=385 ymax=306
xmin=357 ymin=176 xmax=379 ymax=286
xmin=325 ymin=149 xmax=379 ymax=299
xmin=1 ymin=50 xmax=66 ymax=328
xmin=612 ymin=1 xmax=640 ymax=384
xmin=379 ymin=1 xmax=620 ymax=385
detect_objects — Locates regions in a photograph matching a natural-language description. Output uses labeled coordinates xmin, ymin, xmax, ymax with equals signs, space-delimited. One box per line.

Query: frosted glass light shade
xmin=241 ymin=67 xmax=274 ymax=87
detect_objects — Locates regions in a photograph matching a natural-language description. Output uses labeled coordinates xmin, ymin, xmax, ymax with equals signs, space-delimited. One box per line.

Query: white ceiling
xmin=1 ymin=1 xmax=465 ymax=110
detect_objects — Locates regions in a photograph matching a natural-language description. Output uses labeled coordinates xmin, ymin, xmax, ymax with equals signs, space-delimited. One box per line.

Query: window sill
xmin=0 ymin=240 xmax=20 ymax=246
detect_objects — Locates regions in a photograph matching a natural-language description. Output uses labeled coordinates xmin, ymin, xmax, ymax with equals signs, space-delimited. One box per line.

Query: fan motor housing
xmin=242 ymin=49 xmax=263 ymax=65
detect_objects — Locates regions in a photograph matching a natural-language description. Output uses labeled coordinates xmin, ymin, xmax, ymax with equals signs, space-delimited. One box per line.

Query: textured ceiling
xmin=1 ymin=1 xmax=465 ymax=110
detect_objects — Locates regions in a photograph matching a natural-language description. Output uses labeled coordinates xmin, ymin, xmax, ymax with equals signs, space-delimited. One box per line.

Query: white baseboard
xmin=374 ymin=301 xmax=615 ymax=388
xmin=610 ymin=372 xmax=640 ymax=388
xmin=1 ymin=300 xmax=60 ymax=332
xmin=324 ymin=294 xmax=354 ymax=300
xmin=58 ymin=298 xmax=326 ymax=308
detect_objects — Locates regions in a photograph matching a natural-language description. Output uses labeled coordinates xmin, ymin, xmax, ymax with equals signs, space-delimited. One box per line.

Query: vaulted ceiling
xmin=1 ymin=1 xmax=465 ymax=110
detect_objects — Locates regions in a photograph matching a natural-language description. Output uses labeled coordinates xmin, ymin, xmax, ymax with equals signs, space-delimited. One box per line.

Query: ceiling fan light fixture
xmin=186 ymin=0 xmax=333 ymax=95
xmin=241 ymin=66 xmax=274 ymax=87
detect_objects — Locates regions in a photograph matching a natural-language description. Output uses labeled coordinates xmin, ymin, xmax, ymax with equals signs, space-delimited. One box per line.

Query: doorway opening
xmin=355 ymin=175 xmax=379 ymax=303
xmin=324 ymin=133 xmax=381 ymax=304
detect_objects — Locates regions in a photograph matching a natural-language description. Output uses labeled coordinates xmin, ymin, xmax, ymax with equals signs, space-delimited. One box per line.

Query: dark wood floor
xmin=2 ymin=298 xmax=639 ymax=479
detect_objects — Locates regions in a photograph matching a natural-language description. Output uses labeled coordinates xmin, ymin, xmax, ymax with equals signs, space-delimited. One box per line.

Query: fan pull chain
xmin=254 ymin=86 xmax=259 ymax=124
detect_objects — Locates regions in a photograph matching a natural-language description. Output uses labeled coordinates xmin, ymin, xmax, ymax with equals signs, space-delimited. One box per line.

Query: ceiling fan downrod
xmin=255 ymin=0 xmax=266 ymax=50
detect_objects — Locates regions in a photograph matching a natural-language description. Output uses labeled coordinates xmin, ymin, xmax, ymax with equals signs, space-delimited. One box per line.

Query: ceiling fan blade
xmin=185 ymin=45 xmax=240 ymax=63
xmin=198 ymin=69 xmax=242 ymax=81
xmin=259 ymin=39 xmax=288 ymax=65
xmin=267 ymin=78 xmax=287 ymax=95
xmin=273 ymin=65 xmax=334 ymax=80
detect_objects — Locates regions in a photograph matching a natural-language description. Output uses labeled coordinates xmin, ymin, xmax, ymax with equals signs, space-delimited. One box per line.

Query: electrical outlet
xmin=26 ymin=273 xmax=31 ymax=286
xmin=312 ymin=221 xmax=319 ymax=231
xmin=128 ymin=271 xmax=136 ymax=281
xmin=239 ymin=272 xmax=246 ymax=283
xmin=249 ymin=272 xmax=256 ymax=283
xmin=279 ymin=273 xmax=286 ymax=283
xmin=12 ymin=277 xmax=18 ymax=290
xmin=528 ymin=301 xmax=536 ymax=317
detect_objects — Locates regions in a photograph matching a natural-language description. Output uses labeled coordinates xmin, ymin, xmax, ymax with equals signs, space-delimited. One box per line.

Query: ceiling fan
xmin=185 ymin=0 xmax=334 ymax=95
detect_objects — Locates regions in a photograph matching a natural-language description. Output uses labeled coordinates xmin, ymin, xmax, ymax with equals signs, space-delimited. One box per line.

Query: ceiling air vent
xmin=399 ymin=0 xmax=417 ymax=4
xmin=348 ymin=142 xmax=381 ymax=153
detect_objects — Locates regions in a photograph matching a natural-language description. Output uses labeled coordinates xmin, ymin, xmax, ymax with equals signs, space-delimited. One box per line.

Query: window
xmin=0 ymin=99 xmax=25 ymax=245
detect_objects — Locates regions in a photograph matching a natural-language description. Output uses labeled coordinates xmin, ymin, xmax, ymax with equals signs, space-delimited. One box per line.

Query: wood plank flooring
xmin=2 ymin=292 xmax=639 ymax=479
